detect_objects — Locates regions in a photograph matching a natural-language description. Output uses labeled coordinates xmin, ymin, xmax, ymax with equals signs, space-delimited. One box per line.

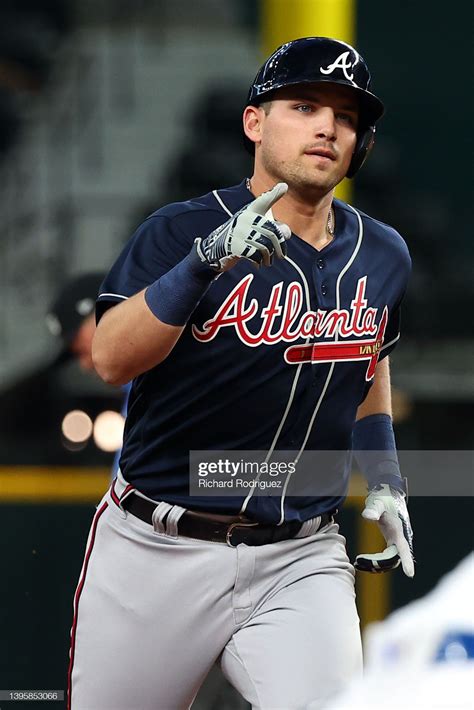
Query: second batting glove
xmin=355 ymin=483 xmax=415 ymax=577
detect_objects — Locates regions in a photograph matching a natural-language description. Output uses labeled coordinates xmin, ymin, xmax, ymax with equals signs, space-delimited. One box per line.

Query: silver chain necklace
xmin=246 ymin=178 xmax=334 ymax=237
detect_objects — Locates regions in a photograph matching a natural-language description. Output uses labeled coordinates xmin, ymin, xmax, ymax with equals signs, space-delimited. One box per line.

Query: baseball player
xmin=68 ymin=38 xmax=415 ymax=710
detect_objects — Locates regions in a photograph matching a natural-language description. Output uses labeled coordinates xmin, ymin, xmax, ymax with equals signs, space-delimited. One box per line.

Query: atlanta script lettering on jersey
xmin=192 ymin=274 xmax=379 ymax=345
xmin=192 ymin=275 xmax=388 ymax=380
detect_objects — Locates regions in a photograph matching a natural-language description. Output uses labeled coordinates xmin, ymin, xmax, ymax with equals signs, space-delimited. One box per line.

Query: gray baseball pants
xmin=68 ymin=475 xmax=362 ymax=710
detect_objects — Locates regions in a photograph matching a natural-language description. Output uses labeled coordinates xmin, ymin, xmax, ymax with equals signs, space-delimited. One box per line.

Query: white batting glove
xmin=195 ymin=182 xmax=291 ymax=272
xmin=355 ymin=484 xmax=415 ymax=577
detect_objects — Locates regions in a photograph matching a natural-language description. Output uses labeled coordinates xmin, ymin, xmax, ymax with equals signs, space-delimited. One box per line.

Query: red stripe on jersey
xmin=285 ymin=339 xmax=381 ymax=362
xmin=284 ymin=307 xmax=388 ymax=380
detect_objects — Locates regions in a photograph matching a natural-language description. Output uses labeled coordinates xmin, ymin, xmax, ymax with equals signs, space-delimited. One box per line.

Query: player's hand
xmin=195 ymin=182 xmax=291 ymax=272
xmin=354 ymin=484 xmax=415 ymax=577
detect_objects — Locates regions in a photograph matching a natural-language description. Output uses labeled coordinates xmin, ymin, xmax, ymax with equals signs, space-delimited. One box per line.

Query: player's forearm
xmin=94 ymin=245 xmax=220 ymax=384
xmin=353 ymin=357 xmax=406 ymax=493
xmin=355 ymin=356 xmax=392 ymax=420
xmin=92 ymin=290 xmax=184 ymax=385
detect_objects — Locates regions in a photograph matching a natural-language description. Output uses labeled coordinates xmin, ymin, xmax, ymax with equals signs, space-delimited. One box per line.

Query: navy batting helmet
xmin=244 ymin=37 xmax=384 ymax=177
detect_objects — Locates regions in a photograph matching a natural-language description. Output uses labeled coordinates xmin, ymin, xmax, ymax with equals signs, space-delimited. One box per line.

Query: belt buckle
xmin=226 ymin=521 xmax=259 ymax=547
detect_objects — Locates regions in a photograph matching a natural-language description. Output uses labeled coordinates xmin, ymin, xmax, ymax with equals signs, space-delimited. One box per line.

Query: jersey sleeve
xmin=378 ymin=300 xmax=402 ymax=360
xmin=378 ymin=236 xmax=412 ymax=361
xmin=96 ymin=214 xmax=194 ymax=322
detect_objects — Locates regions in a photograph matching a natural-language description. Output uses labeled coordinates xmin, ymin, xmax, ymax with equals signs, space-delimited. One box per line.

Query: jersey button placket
xmin=311 ymin=257 xmax=325 ymax=297
xmin=311 ymin=257 xmax=330 ymax=388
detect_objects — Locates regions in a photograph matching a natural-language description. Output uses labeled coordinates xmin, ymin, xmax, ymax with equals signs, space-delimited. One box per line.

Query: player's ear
xmin=243 ymin=105 xmax=264 ymax=148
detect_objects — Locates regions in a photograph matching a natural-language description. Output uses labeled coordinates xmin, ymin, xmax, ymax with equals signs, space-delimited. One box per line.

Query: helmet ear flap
xmin=347 ymin=125 xmax=376 ymax=178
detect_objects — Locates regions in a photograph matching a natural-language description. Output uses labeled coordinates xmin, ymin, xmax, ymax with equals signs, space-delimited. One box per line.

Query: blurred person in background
xmin=46 ymin=273 xmax=105 ymax=372
xmin=46 ymin=272 xmax=129 ymax=477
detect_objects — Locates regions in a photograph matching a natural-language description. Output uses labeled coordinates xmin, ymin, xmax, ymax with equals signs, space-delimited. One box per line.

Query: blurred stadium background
xmin=0 ymin=0 xmax=472 ymax=707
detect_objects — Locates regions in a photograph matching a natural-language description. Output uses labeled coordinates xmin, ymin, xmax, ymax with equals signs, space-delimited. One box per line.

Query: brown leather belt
xmin=122 ymin=493 xmax=334 ymax=547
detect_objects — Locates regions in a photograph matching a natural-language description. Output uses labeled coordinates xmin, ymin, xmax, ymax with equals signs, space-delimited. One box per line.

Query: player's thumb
xmin=361 ymin=498 xmax=385 ymax=521
xmin=251 ymin=182 xmax=288 ymax=216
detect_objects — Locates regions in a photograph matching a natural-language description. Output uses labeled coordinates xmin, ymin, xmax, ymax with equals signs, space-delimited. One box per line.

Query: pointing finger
xmin=251 ymin=182 xmax=288 ymax=216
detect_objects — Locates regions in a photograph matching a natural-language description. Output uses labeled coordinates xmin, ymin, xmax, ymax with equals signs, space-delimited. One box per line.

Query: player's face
xmin=254 ymin=83 xmax=359 ymax=195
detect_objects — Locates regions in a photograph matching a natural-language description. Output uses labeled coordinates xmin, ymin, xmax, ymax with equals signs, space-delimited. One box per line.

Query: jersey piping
xmin=239 ymin=255 xmax=312 ymax=518
xmin=278 ymin=202 xmax=364 ymax=523
xmin=210 ymin=191 xmax=316 ymax=521
xmin=212 ymin=189 xmax=233 ymax=217
xmin=380 ymin=333 xmax=400 ymax=352
xmin=98 ymin=292 xmax=129 ymax=301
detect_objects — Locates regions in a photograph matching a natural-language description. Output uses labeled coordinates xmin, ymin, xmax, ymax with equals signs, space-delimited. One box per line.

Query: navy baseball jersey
xmin=97 ymin=179 xmax=411 ymax=524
